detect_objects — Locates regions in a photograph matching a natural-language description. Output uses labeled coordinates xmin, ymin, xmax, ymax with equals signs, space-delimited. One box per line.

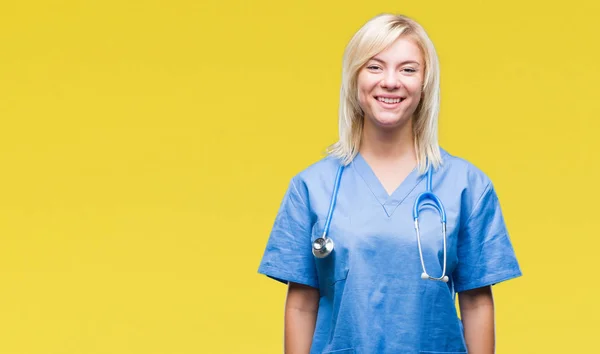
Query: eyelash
xmin=367 ymin=65 xmax=417 ymax=73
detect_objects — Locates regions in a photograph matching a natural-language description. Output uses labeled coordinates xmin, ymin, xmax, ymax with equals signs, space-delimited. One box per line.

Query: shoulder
xmin=287 ymin=154 xmax=343 ymax=200
xmin=292 ymin=154 xmax=342 ymax=184
xmin=439 ymin=147 xmax=493 ymax=192
xmin=438 ymin=148 xmax=498 ymax=215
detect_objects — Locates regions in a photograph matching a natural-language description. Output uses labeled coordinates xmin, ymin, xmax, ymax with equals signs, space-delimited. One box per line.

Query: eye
xmin=366 ymin=65 xmax=382 ymax=70
xmin=402 ymin=67 xmax=417 ymax=73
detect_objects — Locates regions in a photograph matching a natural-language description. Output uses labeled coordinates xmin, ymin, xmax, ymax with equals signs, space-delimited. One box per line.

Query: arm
xmin=284 ymin=282 xmax=320 ymax=354
xmin=458 ymin=285 xmax=495 ymax=354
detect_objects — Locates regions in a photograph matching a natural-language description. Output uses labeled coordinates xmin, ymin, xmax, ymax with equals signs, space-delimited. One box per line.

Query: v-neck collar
xmin=351 ymin=152 xmax=426 ymax=217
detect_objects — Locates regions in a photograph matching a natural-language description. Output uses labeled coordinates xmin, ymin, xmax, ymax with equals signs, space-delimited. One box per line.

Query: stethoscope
xmin=311 ymin=163 xmax=449 ymax=283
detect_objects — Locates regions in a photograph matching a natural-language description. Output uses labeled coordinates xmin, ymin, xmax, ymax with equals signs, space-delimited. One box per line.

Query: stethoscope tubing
xmin=313 ymin=162 xmax=449 ymax=282
xmin=323 ymin=165 xmax=345 ymax=239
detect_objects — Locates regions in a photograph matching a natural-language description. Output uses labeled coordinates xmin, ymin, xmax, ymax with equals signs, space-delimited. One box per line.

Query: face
xmin=356 ymin=36 xmax=425 ymax=130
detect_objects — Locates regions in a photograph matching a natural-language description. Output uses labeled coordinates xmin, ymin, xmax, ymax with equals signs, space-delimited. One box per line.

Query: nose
xmin=380 ymin=70 xmax=401 ymax=89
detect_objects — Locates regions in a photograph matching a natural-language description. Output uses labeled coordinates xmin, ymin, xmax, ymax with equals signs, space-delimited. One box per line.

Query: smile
xmin=375 ymin=96 xmax=405 ymax=105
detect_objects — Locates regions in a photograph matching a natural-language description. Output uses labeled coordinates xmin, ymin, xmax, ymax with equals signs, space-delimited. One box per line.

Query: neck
xmin=359 ymin=118 xmax=416 ymax=164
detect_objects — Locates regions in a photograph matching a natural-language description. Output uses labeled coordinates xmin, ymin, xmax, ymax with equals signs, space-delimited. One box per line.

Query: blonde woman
xmin=258 ymin=13 xmax=521 ymax=354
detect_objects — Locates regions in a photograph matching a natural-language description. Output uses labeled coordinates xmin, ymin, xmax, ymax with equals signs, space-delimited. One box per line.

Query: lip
xmin=375 ymin=95 xmax=404 ymax=99
xmin=374 ymin=95 xmax=405 ymax=108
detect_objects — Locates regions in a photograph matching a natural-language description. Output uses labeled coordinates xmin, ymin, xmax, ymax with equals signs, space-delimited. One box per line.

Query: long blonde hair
xmin=327 ymin=14 xmax=442 ymax=174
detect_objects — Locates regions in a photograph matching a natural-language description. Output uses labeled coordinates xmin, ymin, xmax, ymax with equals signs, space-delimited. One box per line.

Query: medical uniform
xmin=258 ymin=148 xmax=522 ymax=354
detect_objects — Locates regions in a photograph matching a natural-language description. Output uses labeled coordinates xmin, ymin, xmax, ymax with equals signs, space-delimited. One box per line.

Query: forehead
xmin=370 ymin=36 xmax=423 ymax=63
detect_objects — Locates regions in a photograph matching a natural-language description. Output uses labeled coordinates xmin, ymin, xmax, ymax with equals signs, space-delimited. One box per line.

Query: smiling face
xmin=356 ymin=36 xmax=425 ymax=130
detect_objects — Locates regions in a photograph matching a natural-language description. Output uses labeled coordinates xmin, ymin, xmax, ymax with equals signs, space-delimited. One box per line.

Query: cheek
xmin=359 ymin=91 xmax=369 ymax=103
xmin=357 ymin=86 xmax=372 ymax=109
xmin=407 ymin=79 xmax=424 ymax=96
xmin=356 ymin=74 xmax=377 ymax=104
xmin=406 ymin=87 xmax=424 ymax=108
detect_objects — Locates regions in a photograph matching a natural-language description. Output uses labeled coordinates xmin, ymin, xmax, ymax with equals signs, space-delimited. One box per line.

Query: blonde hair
xmin=327 ymin=14 xmax=442 ymax=174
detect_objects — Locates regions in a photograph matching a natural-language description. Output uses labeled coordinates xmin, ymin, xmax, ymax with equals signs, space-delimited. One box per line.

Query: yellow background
xmin=0 ymin=0 xmax=598 ymax=353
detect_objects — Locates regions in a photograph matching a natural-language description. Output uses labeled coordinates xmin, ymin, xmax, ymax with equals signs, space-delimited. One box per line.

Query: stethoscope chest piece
xmin=312 ymin=237 xmax=334 ymax=258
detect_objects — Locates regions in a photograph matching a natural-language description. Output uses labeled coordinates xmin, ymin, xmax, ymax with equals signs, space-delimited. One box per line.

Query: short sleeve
xmin=257 ymin=177 xmax=318 ymax=288
xmin=453 ymin=182 xmax=522 ymax=293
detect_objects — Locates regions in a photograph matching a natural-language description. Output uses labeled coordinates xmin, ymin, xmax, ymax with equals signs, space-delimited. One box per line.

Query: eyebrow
xmin=370 ymin=57 xmax=421 ymax=66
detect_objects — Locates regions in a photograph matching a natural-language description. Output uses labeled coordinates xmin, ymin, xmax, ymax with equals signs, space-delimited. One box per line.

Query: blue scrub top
xmin=258 ymin=148 xmax=522 ymax=354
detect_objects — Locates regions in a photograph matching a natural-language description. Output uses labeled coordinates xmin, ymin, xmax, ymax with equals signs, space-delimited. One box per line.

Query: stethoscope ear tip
xmin=421 ymin=273 xmax=450 ymax=283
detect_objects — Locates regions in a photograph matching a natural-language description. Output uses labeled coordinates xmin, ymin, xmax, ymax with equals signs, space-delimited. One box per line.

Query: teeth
xmin=377 ymin=97 xmax=402 ymax=104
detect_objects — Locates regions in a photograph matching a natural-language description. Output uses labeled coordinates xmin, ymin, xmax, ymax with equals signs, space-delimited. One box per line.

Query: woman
xmin=258 ymin=13 xmax=521 ymax=354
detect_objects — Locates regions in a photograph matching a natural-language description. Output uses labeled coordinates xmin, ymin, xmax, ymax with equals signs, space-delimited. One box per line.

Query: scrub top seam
xmin=258 ymin=264 xmax=319 ymax=289
xmin=389 ymin=171 xmax=427 ymax=206
xmin=463 ymin=181 xmax=493 ymax=225
xmin=351 ymin=158 xmax=385 ymax=206
xmin=290 ymin=176 xmax=310 ymax=210
xmin=352 ymin=155 xmax=425 ymax=213
xmin=454 ymin=268 xmax=523 ymax=293
xmin=381 ymin=171 xmax=426 ymax=217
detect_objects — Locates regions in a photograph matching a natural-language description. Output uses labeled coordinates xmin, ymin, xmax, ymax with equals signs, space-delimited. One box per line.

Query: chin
xmin=372 ymin=115 xmax=407 ymax=128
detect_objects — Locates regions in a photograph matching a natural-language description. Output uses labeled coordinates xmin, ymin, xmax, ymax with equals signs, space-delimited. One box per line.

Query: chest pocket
xmin=311 ymin=219 xmax=349 ymax=293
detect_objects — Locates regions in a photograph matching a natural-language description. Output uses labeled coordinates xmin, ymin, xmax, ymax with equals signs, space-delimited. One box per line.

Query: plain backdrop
xmin=1 ymin=0 xmax=599 ymax=353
